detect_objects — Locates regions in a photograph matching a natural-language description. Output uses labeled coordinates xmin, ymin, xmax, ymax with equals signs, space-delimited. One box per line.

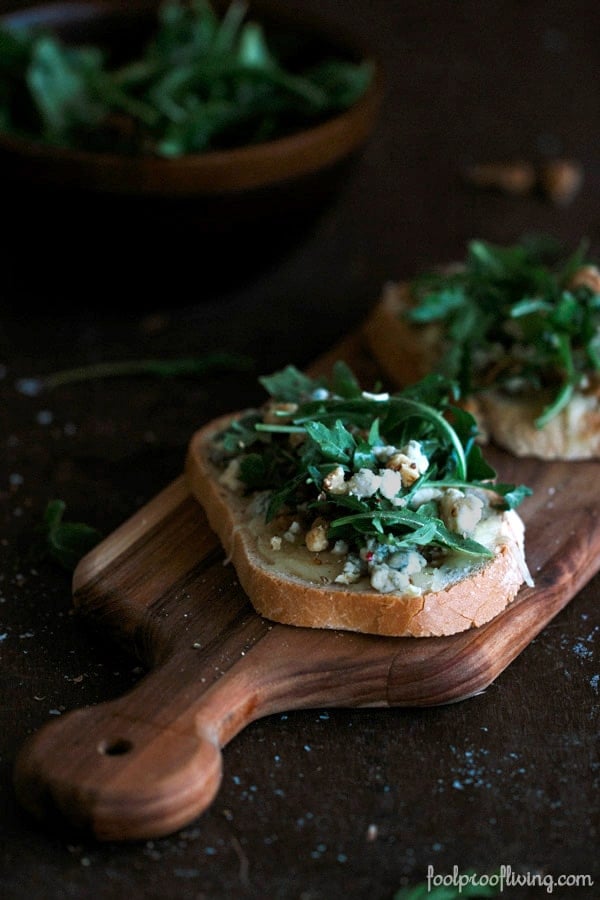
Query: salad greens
xmin=215 ymin=361 xmax=531 ymax=563
xmin=407 ymin=236 xmax=600 ymax=427
xmin=394 ymin=872 xmax=500 ymax=899
xmin=40 ymin=500 xmax=102 ymax=571
xmin=0 ymin=0 xmax=374 ymax=157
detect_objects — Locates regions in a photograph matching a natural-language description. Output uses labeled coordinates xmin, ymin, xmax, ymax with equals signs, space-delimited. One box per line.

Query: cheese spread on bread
xmin=218 ymin=451 xmax=529 ymax=598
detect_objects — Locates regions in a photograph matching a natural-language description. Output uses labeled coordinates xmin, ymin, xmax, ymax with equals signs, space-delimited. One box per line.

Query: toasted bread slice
xmin=185 ymin=413 xmax=530 ymax=638
xmin=362 ymin=281 xmax=600 ymax=460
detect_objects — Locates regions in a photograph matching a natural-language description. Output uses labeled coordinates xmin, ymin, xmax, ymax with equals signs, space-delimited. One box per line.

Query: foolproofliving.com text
xmin=426 ymin=864 xmax=594 ymax=894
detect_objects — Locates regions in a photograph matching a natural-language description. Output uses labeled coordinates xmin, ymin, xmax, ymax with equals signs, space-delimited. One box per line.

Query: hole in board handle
xmin=98 ymin=738 xmax=133 ymax=756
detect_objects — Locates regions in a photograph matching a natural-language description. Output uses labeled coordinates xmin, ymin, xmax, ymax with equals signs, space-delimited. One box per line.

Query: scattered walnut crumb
xmin=463 ymin=157 xmax=584 ymax=207
xmin=539 ymin=158 xmax=584 ymax=206
xmin=463 ymin=160 xmax=536 ymax=195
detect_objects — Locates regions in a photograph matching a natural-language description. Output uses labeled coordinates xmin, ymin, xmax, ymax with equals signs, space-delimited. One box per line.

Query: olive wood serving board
xmin=13 ymin=333 xmax=600 ymax=841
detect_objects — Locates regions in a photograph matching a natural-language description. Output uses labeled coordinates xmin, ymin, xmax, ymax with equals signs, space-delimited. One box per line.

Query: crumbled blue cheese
xmin=334 ymin=554 xmax=362 ymax=585
xmin=370 ymin=565 xmax=421 ymax=594
xmin=321 ymin=440 xmax=430 ymax=504
xmin=332 ymin=540 xmax=349 ymax=555
xmin=439 ymin=488 xmax=484 ymax=537
xmin=410 ymin=486 xmax=443 ymax=508
xmin=252 ymin=497 xmax=524 ymax=597
xmin=373 ymin=444 xmax=401 ymax=461
xmin=378 ymin=468 xmax=404 ymax=503
xmin=369 ymin=549 xmax=426 ymax=594
xmin=387 ymin=549 xmax=427 ymax=572
xmin=347 ymin=468 xmax=381 ymax=498
xmin=283 ymin=520 xmax=302 ymax=543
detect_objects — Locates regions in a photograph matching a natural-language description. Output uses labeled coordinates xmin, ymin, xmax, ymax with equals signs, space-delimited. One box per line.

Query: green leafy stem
xmin=16 ymin=351 xmax=254 ymax=396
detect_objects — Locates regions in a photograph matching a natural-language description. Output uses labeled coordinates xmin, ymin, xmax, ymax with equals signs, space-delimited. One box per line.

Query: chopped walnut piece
xmin=386 ymin=453 xmax=420 ymax=486
xmin=305 ymin=517 xmax=329 ymax=552
xmin=539 ymin=158 xmax=584 ymax=206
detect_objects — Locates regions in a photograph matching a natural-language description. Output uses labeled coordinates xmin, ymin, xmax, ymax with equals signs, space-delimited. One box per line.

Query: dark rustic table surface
xmin=1 ymin=1 xmax=599 ymax=898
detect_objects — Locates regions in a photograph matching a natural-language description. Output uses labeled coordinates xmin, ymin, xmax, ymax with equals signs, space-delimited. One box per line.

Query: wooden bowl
xmin=0 ymin=1 xmax=383 ymax=299
xmin=0 ymin=0 xmax=383 ymax=199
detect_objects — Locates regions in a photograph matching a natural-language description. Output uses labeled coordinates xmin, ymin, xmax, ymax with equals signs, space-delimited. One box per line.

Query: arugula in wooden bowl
xmin=0 ymin=0 xmax=383 ymax=196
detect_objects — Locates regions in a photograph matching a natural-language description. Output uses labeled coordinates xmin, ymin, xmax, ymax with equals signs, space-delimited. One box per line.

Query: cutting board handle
xmin=14 ymin=616 xmax=383 ymax=841
xmin=13 ymin=653 xmax=228 ymax=841
xmin=13 ymin=616 xmax=427 ymax=841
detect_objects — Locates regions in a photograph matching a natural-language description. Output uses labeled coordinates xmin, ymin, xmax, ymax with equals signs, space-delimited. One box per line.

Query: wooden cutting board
xmin=13 ymin=332 xmax=600 ymax=841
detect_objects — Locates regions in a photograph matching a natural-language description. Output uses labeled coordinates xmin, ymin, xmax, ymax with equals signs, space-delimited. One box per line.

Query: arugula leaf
xmin=353 ymin=437 xmax=377 ymax=470
xmin=330 ymin=359 xmax=363 ymax=399
xmin=258 ymin=365 xmax=324 ymax=403
xmin=328 ymin=509 xmax=493 ymax=557
xmin=216 ymin=414 xmax=262 ymax=456
xmin=304 ymin=419 xmax=356 ymax=463
xmin=407 ymin=287 xmax=465 ymax=323
xmin=26 ymin=36 xmax=108 ymax=140
xmin=42 ymin=500 xmax=102 ymax=571
xmin=407 ymin=236 xmax=600 ymax=428
xmin=0 ymin=0 xmax=373 ymax=156
xmin=491 ymin=483 xmax=533 ymax=508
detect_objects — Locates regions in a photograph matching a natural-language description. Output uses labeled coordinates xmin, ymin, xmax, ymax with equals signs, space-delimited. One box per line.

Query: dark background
xmin=1 ymin=1 xmax=598 ymax=898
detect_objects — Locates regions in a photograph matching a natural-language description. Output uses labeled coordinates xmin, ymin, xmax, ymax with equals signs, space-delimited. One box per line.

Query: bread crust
xmin=362 ymin=281 xmax=600 ymax=460
xmin=185 ymin=414 xmax=528 ymax=638
xmin=362 ymin=281 xmax=442 ymax=386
